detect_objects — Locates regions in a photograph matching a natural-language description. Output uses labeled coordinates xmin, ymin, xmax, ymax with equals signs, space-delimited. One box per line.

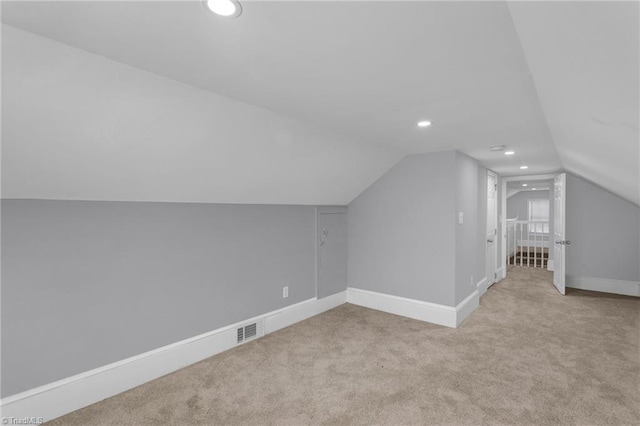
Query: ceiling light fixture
xmin=532 ymin=188 xmax=537 ymax=191
xmin=505 ymin=151 xmax=515 ymax=155
xmin=520 ymin=165 xmax=528 ymax=170
xmin=204 ymin=0 xmax=242 ymax=18
xmin=417 ymin=120 xmax=432 ymax=127
xmin=522 ymin=184 xmax=528 ymax=187
xmin=490 ymin=145 xmax=505 ymax=152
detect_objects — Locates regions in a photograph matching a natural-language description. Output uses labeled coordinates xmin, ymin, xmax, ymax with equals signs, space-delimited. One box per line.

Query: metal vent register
xmin=237 ymin=322 xmax=259 ymax=343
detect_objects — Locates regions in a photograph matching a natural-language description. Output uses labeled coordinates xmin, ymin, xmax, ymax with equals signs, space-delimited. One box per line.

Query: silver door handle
xmin=487 ymin=239 xmax=494 ymax=243
xmin=555 ymin=240 xmax=571 ymax=245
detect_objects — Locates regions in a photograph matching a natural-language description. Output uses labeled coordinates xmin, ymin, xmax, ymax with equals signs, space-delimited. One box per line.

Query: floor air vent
xmin=237 ymin=321 xmax=261 ymax=344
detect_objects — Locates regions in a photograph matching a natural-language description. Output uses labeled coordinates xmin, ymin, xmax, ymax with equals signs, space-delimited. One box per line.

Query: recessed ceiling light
xmin=204 ymin=0 xmax=242 ymax=18
xmin=417 ymin=120 xmax=432 ymax=127
xmin=520 ymin=165 xmax=528 ymax=169
xmin=490 ymin=145 xmax=505 ymax=152
xmin=522 ymin=184 xmax=528 ymax=187
xmin=532 ymin=188 xmax=537 ymax=190
xmin=505 ymin=151 xmax=515 ymax=155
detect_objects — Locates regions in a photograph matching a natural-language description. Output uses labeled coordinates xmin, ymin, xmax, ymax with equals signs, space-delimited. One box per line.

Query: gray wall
xmin=1 ymin=200 xmax=318 ymax=397
xmin=348 ymin=152 xmax=457 ymax=306
xmin=507 ymin=190 xmax=551 ymax=220
xmin=348 ymin=151 xmax=485 ymax=307
xmin=454 ymin=152 xmax=480 ymax=304
xmin=566 ymin=174 xmax=640 ymax=282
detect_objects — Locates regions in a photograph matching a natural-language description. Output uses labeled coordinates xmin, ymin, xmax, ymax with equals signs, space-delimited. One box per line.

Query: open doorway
xmin=500 ymin=173 xmax=568 ymax=295
xmin=505 ymin=178 xmax=553 ymax=269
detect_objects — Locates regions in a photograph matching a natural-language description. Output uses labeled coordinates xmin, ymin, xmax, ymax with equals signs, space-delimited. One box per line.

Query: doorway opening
xmin=500 ymin=173 xmax=567 ymax=295
xmin=505 ymin=178 xmax=553 ymax=269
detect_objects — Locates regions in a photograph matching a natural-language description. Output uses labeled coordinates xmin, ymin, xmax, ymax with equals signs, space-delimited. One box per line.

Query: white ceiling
xmin=1 ymin=1 xmax=637 ymax=205
xmin=508 ymin=1 xmax=639 ymax=205
xmin=506 ymin=179 xmax=552 ymax=198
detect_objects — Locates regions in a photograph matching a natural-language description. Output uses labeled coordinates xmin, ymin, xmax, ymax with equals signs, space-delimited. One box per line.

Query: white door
xmin=553 ymin=173 xmax=567 ymax=295
xmin=486 ymin=172 xmax=498 ymax=285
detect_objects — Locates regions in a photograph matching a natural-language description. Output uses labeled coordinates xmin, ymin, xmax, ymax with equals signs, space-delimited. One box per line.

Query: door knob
xmin=487 ymin=239 xmax=494 ymax=243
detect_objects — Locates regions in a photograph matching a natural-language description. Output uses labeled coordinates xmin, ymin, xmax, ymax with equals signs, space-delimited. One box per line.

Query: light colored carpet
xmin=49 ymin=267 xmax=640 ymax=425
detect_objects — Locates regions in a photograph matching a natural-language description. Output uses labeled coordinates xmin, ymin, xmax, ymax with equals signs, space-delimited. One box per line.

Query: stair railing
xmin=506 ymin=220 xmax=549 ymax=268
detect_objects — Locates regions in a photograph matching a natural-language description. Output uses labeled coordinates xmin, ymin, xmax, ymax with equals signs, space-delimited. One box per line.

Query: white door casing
xmin=486 ymin=171 xmax=498 ymax=286
xmin=553 ymin=173 xmax=567 ymax=295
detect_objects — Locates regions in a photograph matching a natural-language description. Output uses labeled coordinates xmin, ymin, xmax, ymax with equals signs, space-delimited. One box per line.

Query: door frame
xmin=500 ymin=173 xmax=558 ymax=278
xmin=486 ymin=170 xmax=499 ymax=286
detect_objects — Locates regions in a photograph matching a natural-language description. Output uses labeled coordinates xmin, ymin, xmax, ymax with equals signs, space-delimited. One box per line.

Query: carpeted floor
xmin=49 ymin=267 xmax=640 ymax=425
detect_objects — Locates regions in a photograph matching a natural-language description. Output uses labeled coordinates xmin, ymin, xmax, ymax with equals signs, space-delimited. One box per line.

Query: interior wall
xmin=348 ymin=150 xmax=486 ymax=307
xmin=348 ymin=152 xmax=457 ymax=306
xmin=507 ymin=190 xmax=551 ymax=220
xmin=566 ymin=174 xmax=640 ymax=282
xmin=454 ymin=152 xmax=480 ymax=304
xmin=1 ymin=200 xmax=318 ymax=397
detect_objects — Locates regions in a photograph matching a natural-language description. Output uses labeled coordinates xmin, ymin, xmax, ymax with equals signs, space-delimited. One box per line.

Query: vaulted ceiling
xmin=2 ymin=1 xmax=637 ymax=205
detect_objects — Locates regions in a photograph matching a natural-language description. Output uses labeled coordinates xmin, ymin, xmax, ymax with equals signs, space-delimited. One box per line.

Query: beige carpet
xmin=49 ymin=267 xmax=640 ymax=425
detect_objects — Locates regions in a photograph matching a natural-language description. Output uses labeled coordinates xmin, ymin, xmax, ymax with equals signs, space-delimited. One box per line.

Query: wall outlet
xmin=470 ymin=275 xmax=475 ymax=289
xmin=282 ymin=286 xmax=289 ymax=298
xmin=458 ymin=211 xmax=464 ymax=224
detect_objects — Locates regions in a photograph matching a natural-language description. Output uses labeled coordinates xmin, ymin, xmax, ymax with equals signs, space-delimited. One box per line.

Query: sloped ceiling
xmin=1 ymin=1 xmax=637 ymax=205
xmin=509 ymin=1 xmax=639 ymax=206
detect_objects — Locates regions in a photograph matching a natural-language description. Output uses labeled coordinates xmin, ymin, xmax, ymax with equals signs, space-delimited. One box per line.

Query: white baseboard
xmin=547 ymin=260 xmax=554 ymax=271
xmin=455 ymin=290 xmax=479 ymax=327
xmin=265 ymin=290 xmax=346 ymax=333
xmin=0 ymin=291 xmax=347 ymax=423
xmin=566 ymin=276 xmax=640 ymax=297
xmin=496 ymin=267 xmax=505 ymax=281
xmin=346 ymin=287 xmax=478 ymax=328
xmin=477 ymin=277 xmax=489 ymax=297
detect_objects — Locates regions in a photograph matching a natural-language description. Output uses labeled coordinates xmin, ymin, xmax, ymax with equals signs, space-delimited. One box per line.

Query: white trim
xmin=455 ymin=290 xmax=479 ymax=327
xmin=496 ymin=267 xmax=505 ymax=281
xmin=346 ymin=287 xmax=478 ymax=328
xmin=477 ymin=277 xmax=489 ymax=297
xmin=265 ymin=290 xmax=346 ymax=334
xmin=347 ymin=287 xmax=456 ymax=327
xmin=566 ymin=276 xmax=640 ymax=297
xmin=0 ymin=291 xmax=347 ymax=423
xmin=547 ymin=260 xmax=554 ymax=271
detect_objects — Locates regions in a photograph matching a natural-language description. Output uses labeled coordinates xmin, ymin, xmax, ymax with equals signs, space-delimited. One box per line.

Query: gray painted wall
xmin=566 ymin=174 xmax=640 ymax=282
xmin=1 ymin=200 xmax=318 ymax=397
xmin=348 ymin=152 xmax=457 ymax=306
xmin=348 ymin=151 xmax=485 ymax=307
xmin=507 ymin=190 xmax=551 ymax=220
xmin=454 ymin=152 xmax=479 ymax=304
